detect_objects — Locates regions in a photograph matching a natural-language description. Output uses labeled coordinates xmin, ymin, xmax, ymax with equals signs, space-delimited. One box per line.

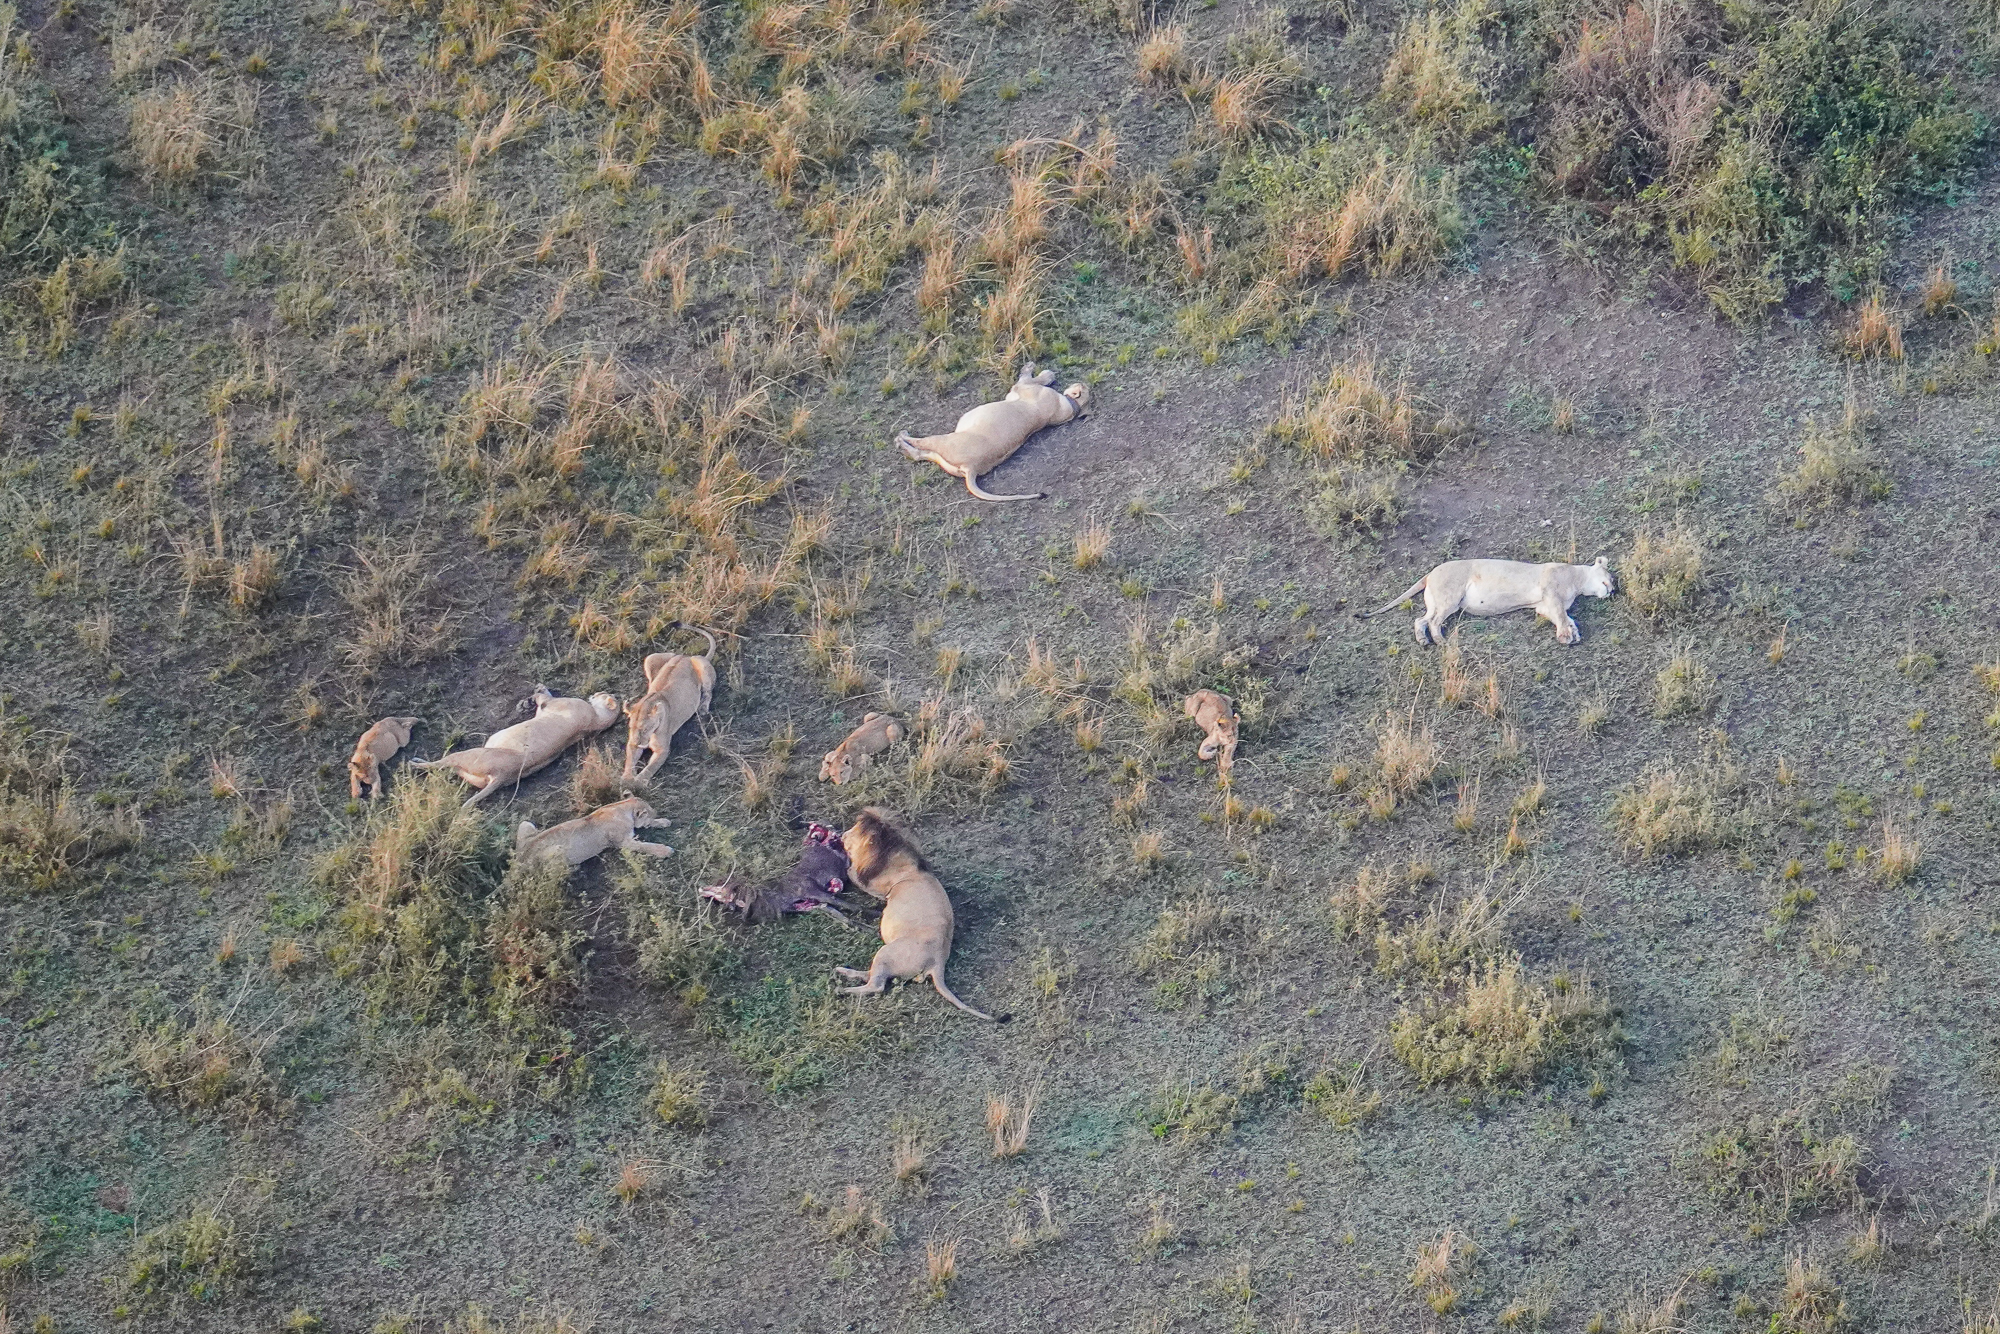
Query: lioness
xmin=349 ymin=716 xmax=419 ymax=799
xmin=1358 ymin=558 xmax=1616 ymax=646
xmin=895 ymin=362 xmax=1087 ymax=502
xmin=410 ymin=685 xmax=621 ymax=806
xmin=833 ymin=808 xmax=1002 ymax=1020
xmin=1182 ymin=691 xmax=1239 ymax=776
xmin=819 ymin=712 xmax=905 ymax=785
xmin=623 ymin=627 xmax=718 ymax=784
xmin=514 ymin=795 xmax=673 ymax=869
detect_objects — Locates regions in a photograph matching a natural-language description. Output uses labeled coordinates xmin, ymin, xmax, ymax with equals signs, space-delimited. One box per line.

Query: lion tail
xmin=1356 ymin=576 xmax=1429 ymax=620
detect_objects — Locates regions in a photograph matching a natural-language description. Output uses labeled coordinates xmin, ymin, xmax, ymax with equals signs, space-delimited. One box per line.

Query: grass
xmin=1622 ymin=524 xmax=1704 ymax=621
xmin=1408 ymin=1227 xmax=1476 ymax=1315
xmin=1653 ymin=646 xmax=1720 ymax=718
xmin=1270 ymin=355 xmax=1468 ymax=466
xmin=1608 ymin=754 xmax=1745 ymax=857
xmin=1391 ymin=957 xmax=1609 ymax=1089
xmin=1777 ymin=401 xmax=1890 ymax=514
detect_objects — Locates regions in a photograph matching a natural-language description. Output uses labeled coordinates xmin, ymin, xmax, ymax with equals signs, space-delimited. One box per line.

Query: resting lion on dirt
xmin=894 ymin=362 xmax=1088 ymax=502
xmin=623 ymin=627 xmax=718 ymax=784
xmin=349 ymin=716 xmax=419 ymax=799
xmin=1182 ymin=691 xmax=1239 ymax=776
xmin=514 ymin=795 xmax=673 ymax=869
xmin=833 ymin=807 xmax=1003 ymax=1021
xmin=410 ymin=685 xmax=621 ymax=806
xmin=819 ymin=712 xmax=905 ymax=785
xmin=1358 ymin=558 xmax=1616 ymax=646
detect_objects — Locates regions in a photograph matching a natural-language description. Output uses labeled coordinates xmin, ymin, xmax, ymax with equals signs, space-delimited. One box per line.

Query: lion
xmin=819 ymin=712 xmax=906 ymax=785
xmin=348 ymin=716 xmax=419 ymax=799
xmin=409 ymin=685 xmax=621 ymax=806
xmin=894 ymin=362 xmax=1088 ymax=502
xmin=1182 ymin=691 xmax=1239 ymax=776
xmin=623 ymin=627 xmax=718 ymax=784
xmin=1358 ymin=558 xmax=1616 ymax=646
xmin=513 ymin=795 xmax=673 ymax=869
xmin=832 ymin=808 xmax=1003 ymax=1021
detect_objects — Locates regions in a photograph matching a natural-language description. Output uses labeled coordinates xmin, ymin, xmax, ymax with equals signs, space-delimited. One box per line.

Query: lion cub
xmin=819 ymin=713 xmax=906 ymax=785
xmin=833 ymin=808 xmax=1001 ymax=1020
xmin=349 ymin=716 xmax=419 ymax=799
xmin=1182 ymin=691 xmax=1239 ymax=776
xmin=623 ymin=628 xmax=718 ymax=784
xmin=514 ymin=795 xmax=673 ymax=869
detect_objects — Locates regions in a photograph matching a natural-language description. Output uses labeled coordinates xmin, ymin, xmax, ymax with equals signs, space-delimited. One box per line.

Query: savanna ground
xmin=6 ymin=0 xmax=2000 ymax=1329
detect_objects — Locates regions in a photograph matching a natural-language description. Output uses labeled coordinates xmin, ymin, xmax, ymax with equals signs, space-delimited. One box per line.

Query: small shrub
xmin=1653 ymin=647 xmax=1719 ymax=718
xmin=649 ymin=1061 xmax=710 ymax=1128
xmin=1302 ymin=1063 xmax=1381 ymax=1129
xmin=1391 ymin=957 xmax=1609 ymax=1088
xmin=126 ymin=1202 xmax=262 ymax=1299
xmin=1778 ymin=409 xmax=1889 ymax=513
xmin=132 ymin=1000 xmax=283 ymax=1122
xmin=1306 ymin=466 xmax=1405 ymax=538
xmin=1622 ymin=524 xmax=1703 ymax=620
xmin=1608 ymin=757 xmax=1743 ymax=857
xmin=1271 ymin=355 xmax=1469 ymax=466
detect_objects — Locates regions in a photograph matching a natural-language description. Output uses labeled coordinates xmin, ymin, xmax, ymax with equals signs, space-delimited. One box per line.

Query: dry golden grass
xmin=1408 ymin=1226 xmax=1475 ymax=1315
xmin=1842 ymin=291 xmax=1904 ymax=360
xmin=1653 ymin=646 xmax=1719 ymax=718
xmin=1135 ymin=24 xmax=1189 ymax=86
xmin=130 ymin=80 xmax=219 ymax=186
xmin=922 ymin=1232 xmax=958 ymax=1301
xmin=986 ymin=1085 xmax=1037 ymax=1158
xmin=1622 ymin=523 xmax=1703 ymax=620
xmin=1608 ymin=757 xmax=1740 ymax=857
xmin=1876 ymin=820 xmax=1920 ymax=884
xmin=1779 ymin=1251 xmax=1845 ymax=1334
xmin=1382 ymin=12 xmax=1496 ymax=142
xmin=1270 ymin=354 xmax=1467 ymax=465
xmin=1072 ymin=519 xmax=1111 ymax=570
xmin=612 ymin=1160 xmax=653 ymax=1204
xmin=650 ymin=1061 xmax=710 ymax=1128
xmin=1921 ymin=261 xmax=1958 ymax=316
xmin=820 ymin=1184 xmax=890 ymax=1248
xmin=1207 ymin=64 xmax=1289 ymax=144
xmin=1375 ymin=706 xmax=1439 ymax=795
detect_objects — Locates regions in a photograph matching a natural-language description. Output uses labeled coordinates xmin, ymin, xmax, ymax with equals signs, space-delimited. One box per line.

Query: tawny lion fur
xmin=349 ymin=716 xmax=419 ymax=799
xmin=833 ymin=808 xmax=1000 ymax=1021
xmin=1182 ymin=691 xmax=1239 ymax=776
xmin=514 ymin=795 xmax=673 ymax=869
xmin=623 ymin=627 xmax=718 ymax=784
xmin=894 ymin=362 xmax=1087 ymax=502
xmin=1358 ymin=558 xmax=1617 ymax=646
xmin=819 ymin=713 xmax=906 ymax=785
xmin=410 ymin=685 xmax=621 ymax=806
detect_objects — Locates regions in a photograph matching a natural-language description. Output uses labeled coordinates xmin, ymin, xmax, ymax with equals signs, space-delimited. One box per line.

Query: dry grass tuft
xmin=1778 ymin=403 xmax=1889 ymax=513
xmin=1842 ymin=291 xmax=1904 ymax=360
xmin=650 ymin=1061 xmax=710 ymax=1128
xmin=1653 ymin=646 xmax=1719 ymax=718
xmin=1609 ymin=755 xmax=1743 ymax=857
xmin=986 ymin=1085 xmax=1038 ymax=1158
xmin=1875 ymin=820 xmax=1920 ymax=884
xmin=336 ymin=541 xmax=463 ymax=674
xmin=1270 ymin=355 xmax=1468 ymax=466
xmin=1622 ymin=523 xmax=1703 ymax=620
xmin=1391 ymin=957 xmax=1607 ymax=1088
xmin=1408 ymin=1227 xmax=1476 ymax=1315
xmin=130 ymin=80 xmax=219 ymax=186
xmin=1136 ymin=24 xmax=1189 ymax=86
xmin=1376 ymin=707 xmax=1439 ymax=795
xmin=1778 ymin=1251 xmax=1846 ymax=1334
xmin=1072 ymin=519 xmax=1111 ymax=571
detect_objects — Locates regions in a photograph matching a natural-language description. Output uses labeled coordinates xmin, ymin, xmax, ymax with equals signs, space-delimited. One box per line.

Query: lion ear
xmin=1593 ymin=556 xmax=1608 ymax=567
